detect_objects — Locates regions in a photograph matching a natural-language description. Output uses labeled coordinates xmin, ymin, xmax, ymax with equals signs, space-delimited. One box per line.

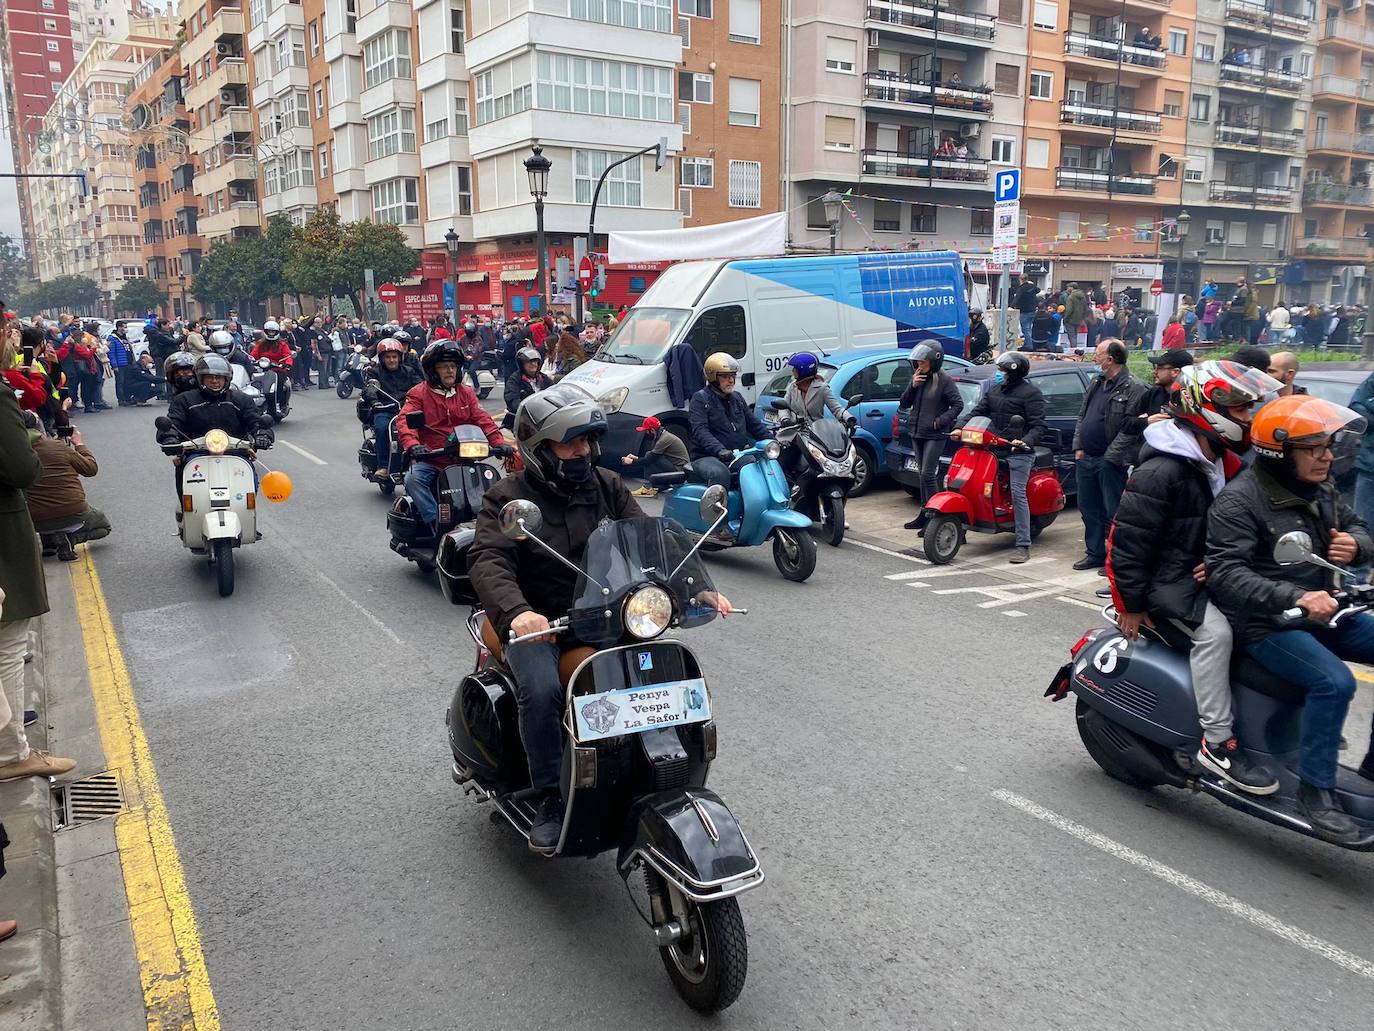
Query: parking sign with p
xmin=994 ymin=169 xmax=1020 ymax=203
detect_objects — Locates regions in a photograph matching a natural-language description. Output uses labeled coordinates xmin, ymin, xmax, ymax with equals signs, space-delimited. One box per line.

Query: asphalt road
xmin=70 ymin=388 xmax=1374 ymax=1030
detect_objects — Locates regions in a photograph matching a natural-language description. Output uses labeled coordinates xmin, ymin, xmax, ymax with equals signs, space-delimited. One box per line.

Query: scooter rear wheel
xmin=378 ymin=479 xmax=396 ymax=497
xmin=1075 ymin=698 xmax=1164 ymax=789
xmin=337 ymin=379 xmax=354 ymax=399
xmin=772 ymin=528 xmax=816 ymax=582
xmin=922 ymin=515 xmax=962 ymax=564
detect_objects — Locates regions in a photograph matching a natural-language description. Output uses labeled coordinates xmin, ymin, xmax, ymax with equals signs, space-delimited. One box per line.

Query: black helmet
xmin=994 ymin=351 xmax=1029 ymax=383
xmin=514 ymin=383 xmax=609 ymax=494
xmin=909 ymin=341 xmax=944 ymax=375
xmin=393 ymin=329 xmax=412 ymax=344
xmin=194 ymin=354 xmax=233 ymax=399
xmin=517 ymin=346 xmax=541 ymax=366
xmin=163 ymin=350 xmax=197 ymax=387
xmin=420 ymin=340 xmax=465 ymax=387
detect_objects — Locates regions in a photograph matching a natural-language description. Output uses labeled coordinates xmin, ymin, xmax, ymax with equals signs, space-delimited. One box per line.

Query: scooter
xmin=253 ymin=357 xmax=291 ymax=423
xmin=230 ymin=361 xmax=266 ymax=419
xmin=1046 ymin=529 xmax=1374 ymax=851
xmin=154 ymin=416 xmax=267 ymax=598
xmin=920 ymin=416 xmax=1065 ymax=564
xmin=770 ymin=399 xmax=859 ymax=548
xmin=447 ymin=500 xmax=763 ymax=1012
xmin=336 ymin=345 xmax=372 ymax=398
xmin=356 ymin=386 xmax=403 ymax=497
xmin=659 ymin=439 xmax=818 ymax=582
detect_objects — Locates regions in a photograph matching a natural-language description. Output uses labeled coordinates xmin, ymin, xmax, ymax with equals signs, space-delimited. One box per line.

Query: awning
xmin=458 ymin=271 xmax=488 ymax=283
xmin=500 ymin=269 xmax=537 ymax=283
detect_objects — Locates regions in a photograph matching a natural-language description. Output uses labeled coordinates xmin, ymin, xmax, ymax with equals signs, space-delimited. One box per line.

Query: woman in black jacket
xmin=502 ymin=347 xmax=552 ymax=429
xmin=900 ymin=342 xmax=964 ymax=528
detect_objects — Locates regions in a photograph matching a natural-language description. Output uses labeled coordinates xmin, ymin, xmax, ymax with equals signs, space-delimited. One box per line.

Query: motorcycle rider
xmin=396 ymin=340 xmax=504 ymax=531
xmin=208 ymin=329 xmax=257 ymax=380
xmin=162 ymin=351 xmax=199 ymax=396
xmin=687 ymin=352 xmax=773 ymax=489
xmin=1106 ymin=360 xmax=1283 ymax=795
xmin=967 ymin=308 xmax=991 ymax=361
xmin=782 ymin=352 xmax=849 ymax=425
xmin=951 ymin=351 xmax=1046 ymax=564
xmin=157 ymin=354 xmax=274 ymax=496
xmin=1206 ymin=395 xmax=1374 ymax=842
xmin=361 ymin=339 xmax=424 ymax=481
xmin=469 ymin=384 xmax=732 ymax=852
xmin=901 ymin=341 xmax=964 ymax=529
xmin=250 ymin=320 xmax=294 ymax=370
xmin=503 ymin=346 xmax=551 ymax=430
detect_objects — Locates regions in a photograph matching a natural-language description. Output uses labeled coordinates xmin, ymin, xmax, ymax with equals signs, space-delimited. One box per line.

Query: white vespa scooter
xmin=155 ymin=416 xmax=268 ymax=597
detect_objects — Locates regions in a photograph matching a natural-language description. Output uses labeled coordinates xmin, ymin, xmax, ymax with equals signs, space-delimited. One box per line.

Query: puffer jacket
xmin=1206 ymin=462 xmax=1374 ymax=643
xmin=1072 ymin=369 xmax=1148 ymax=468
xmin=687 ymin=386 xmax=772 ymax=458
xmin=899 ymin=371 xmax=963 ymax=439
xmin=958 ymin=377 xmax=1047 ymax=447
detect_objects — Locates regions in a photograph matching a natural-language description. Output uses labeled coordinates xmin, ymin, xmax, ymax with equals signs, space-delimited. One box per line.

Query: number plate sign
xmin=904 ymin=456 xmax=921 ymax=471
xmin=573 ymin=678 xmax=711 ymax=742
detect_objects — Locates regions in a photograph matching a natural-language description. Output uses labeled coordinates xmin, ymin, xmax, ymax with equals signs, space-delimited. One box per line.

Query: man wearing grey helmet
xmin=900 ymin=341 xmax=963 ymax=529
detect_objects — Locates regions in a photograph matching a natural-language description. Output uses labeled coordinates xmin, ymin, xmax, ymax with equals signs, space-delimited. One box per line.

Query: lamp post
xmin=524 ymin=145 xmax=552 ymax=317
xmin=823 ymin=189 xmax=843 ymax=254
xmin=444 ymin=227 xmax=461 ymax=323
xmin=1172 ymin=209 xmax=1191 ymax=316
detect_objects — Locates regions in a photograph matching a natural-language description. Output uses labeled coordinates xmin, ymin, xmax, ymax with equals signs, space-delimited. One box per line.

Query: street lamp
xmin=524 ymin=145 xmax=552 ymax=316
xmin=1172 ymin=209 xmax=1191 ymax=314
xmin=444 ymin=227 xmax=461 ymax=322
xmin=823 ymin=189 xmax=844 ymax=255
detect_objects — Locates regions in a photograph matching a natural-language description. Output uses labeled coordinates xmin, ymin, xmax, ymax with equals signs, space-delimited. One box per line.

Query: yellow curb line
xmin=1354 ymin=667 xmax=1374 ymax=686
xmin=69 ymin=549 xmax=221 ymax=1031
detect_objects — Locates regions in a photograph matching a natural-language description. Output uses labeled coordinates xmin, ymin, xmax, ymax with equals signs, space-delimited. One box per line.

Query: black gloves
xmin=253 ymin=432 xmax=274 ymax=450
xmin=716 ymin=449 xmax=735 ymax=464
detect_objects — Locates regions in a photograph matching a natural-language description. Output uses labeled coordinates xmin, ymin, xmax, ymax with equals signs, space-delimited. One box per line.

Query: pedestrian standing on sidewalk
xmin=0 ymin=378 xmax=73 ymax=783
xmin=105 ymin=321 xmax=132 ymax=405
xmin=900 ymin=342 xmax=964 ymax=529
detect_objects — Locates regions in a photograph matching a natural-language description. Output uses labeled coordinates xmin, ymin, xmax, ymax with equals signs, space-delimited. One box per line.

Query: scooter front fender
xmin=756 ymin=507 xmax=813 ymax=535
xmin=923 ymin=491 xmax=971 ymax=519
xmin=201 ymin=509 xmax=242 ymax=542
xmin=618 ymin=788 xmax=764 ymax=903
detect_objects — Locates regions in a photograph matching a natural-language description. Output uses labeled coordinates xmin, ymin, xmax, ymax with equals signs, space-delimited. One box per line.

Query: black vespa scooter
xmin=446 ymin=496 xmax=764 ymax=1012
xmin=1046 ymin=529 xmax=1374 ymax=850
xmin=356 ymin=386 xmax=404 ymax=497
xmin=770 ymin=397 xmax=861 ymax=547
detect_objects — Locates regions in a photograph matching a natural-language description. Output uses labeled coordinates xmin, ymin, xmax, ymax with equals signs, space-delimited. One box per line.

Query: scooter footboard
xmin=617 ymin=788 xmax=764 ymax=903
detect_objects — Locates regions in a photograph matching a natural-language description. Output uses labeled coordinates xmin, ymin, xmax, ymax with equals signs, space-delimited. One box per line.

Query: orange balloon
xmin=261 ymin=470 xmax=293 ymax=503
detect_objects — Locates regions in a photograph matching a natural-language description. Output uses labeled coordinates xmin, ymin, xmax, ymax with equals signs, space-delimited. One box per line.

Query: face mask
xmin=994 ymin=372 xmax=1006 ymax=385
xmin=465 ymin=322 xmax=477 ymax=333
xmin=555 ymin=455 xmax=593 ymax=483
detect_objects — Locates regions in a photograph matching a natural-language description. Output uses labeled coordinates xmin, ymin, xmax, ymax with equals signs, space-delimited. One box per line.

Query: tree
xmin=114 ymin=277 xmax=167 ymax=316
xmin=17 ymin=275 xmax=101 ymax=316
xmin=192 ymin=237 xmax=257 ymax=313
xmin=0 ymin=234 xmax=25 ymax=303
xmin=285 ymin=207 xmax=419 ymax=317
xmin=256 ymin=215 xmax=300 ymax=310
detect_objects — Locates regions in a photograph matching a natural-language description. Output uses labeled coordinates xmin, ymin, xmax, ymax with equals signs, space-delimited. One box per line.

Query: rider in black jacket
xmin=159 ymin=355 xmax=273 ymax=445
xmin=359 ymin=340 xmax=424 ymax=479
xmin=503 ymin=347 xmax=552 ymax=429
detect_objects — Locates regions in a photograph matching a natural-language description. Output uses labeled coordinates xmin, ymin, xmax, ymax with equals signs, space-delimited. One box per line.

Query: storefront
xmin=1109 ymin=262 xmax=1162 ymax=311
xmin=450 ymin=243 xmax=667 ymax=321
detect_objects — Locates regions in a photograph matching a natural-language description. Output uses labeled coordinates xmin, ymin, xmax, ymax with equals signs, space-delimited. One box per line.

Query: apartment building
xmin=68 ymin=0 xmax=152 ymax=59
xmin=1296 ymin=5 xmax=1374 ymax=305
xmin=126 ymin=47 xmax=205 ymax=318
xmin=246 ymin=0 xmax=320 ymax=227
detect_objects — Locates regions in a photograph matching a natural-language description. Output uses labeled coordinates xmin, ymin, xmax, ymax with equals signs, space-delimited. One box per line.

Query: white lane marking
xmin=1060 ymin=596 xmax=1105 ymax=610
xmin=897 ymin=557 xmax=1058 ymax=580
xmin=279 ymin=440 xmax=328 ymax=465
xmin=312 ymin=569 xmax=403 ymax=644
xmin=848 ymin=540 xmax=928 ymax=563
xmin=992 ymin=788 xmax=1374 ymax=982
xmin=884 ymin=568 xmax=937 ymax=581
xmin=1003 ymin=610 xmax=1027 ymax=618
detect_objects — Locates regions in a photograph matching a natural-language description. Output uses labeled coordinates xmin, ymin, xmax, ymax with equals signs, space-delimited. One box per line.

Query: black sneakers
xmin=1197 ymin=737 xmax=1280 ymax=796
xmin=528 ymin=792 xmax=564 ymax=855
xmin=1297 ymin=781 xmax=1360 ymax=844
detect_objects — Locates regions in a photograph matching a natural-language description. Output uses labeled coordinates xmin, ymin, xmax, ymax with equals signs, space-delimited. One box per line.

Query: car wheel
xmin=847 ymin=443 xmax=876 ymax=498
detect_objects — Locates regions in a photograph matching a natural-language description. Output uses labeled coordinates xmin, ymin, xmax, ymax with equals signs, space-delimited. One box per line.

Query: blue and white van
xmin=563 ymin=250 xmax=968 ymax=459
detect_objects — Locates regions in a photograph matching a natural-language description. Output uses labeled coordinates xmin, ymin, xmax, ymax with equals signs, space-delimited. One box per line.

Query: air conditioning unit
xmin=960 ymin=123 xmax=981 ymax=139
xmin=1346 ymin=0 xmax=1361 ymax=11
xmin=220 ymin=89 xmax=239 ymax=106
xmin=229 ymin=185 xmax=252 ymax=200
xmin=867 ymin=28 xmax=880 ymax=47
xmin=216 ymin=42 xmax=234 ymax=56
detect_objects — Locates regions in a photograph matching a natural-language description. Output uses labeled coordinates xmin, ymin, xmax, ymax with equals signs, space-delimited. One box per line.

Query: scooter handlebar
xmin=507 ymin=617 xmax=570 ymax=646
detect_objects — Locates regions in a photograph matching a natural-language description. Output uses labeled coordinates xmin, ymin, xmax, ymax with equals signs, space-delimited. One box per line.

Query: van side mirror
xmin=405 ymin=411 xmax=426 ymax=430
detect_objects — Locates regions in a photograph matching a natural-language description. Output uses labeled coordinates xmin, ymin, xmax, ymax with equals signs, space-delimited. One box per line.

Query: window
xmin=728 ymin=78 xmax=760 ymax=126
xmin=309 ymin=21 xmax=319 ymax=54
xmin=825 ymin=36 xmax=856 ymax=73
xmin=679 ymin=0 xmax=712 ymax=16
xmin=1163 ymin=90 xmax=1182 ymax=118
xmin=1167 ymin=29 xmax=1187 ymax=56
xmin=729 ymin=0 xmax=760 ymax=43
xmin=679 ymin=102 xmax=691 ymax=132
xmin=48 ymin=61 xmax=61 ymax=73
xmin=873 ymin=200 xmax=901 ymax=232
xmin=371 ymin=177 xmax=419 ymax=224
xmin=685 ymin=307 xmax=746 ymax=364
xmin=363 ymin=30 xmax=412 ymax=89
xmin=728 ymin=159 xmax=761 ymax=207
xmin=1184 ymin=158 xmax=1204 ymax=182
xmin=1189 ymin=93 xmax=1210 ymax=121
xmin=1087 ymin=213 xmax=1109 ymax=240
xmin=1204 ymin=220 xmax=1224 ymax=244
xmin=43 ymin=18 xmax=56 ymax=30
xmin=679 ymin=188 xmax=693 ymax=217
xmin=249 ymin=0 xmax=265 ymax=26
xmin=824 ymin=115 xmax=854 ymax=151
xmin=844 ymin=359 xmax=909 ymax=403
xmin=1262 ymin=222 xmax=1278 ymax=248
xmin=538 ymin=54 xmax=673 ymax=120
xmin=475 ymin=65 xmax=532 ymax=124
xmin=454 ymin=96 xmax=469 ymax=135
xmin=1057 ymin=210 xmax=1078 ymax=238
xmin=574 ymin=149 xmax=643 ymax=206
xmin=1228 ymin=221 xmax=1247 ymax=247
xmin=1026 ymin=138 xmax=1050 ymax=168
xmin=1032 ymin=1 xmax=1056 ymax=30
xmin=911 ymin=203 xmax=936 ymax=233
xmin=1040 ymin=372 xmax=1087 ymax=419
xmin=314 ymin=84 xmax=325 ymax=118
xmin=318 ymin=144 xmax=329 ymax=178
xmin=345 ymin=0 xmax=357 ymax=32
xmin=1299 ymin=52 xmax=1311 ymax=77
xmin=456 ymin=164 xmax=472 ymax=216
xmin=680 ymin=16 xmax=691 ymax=45
xmin=1197 ymin=33 xmax=1215 ymax=62
xmin=970 ymin=208 xmax=993 ymax=235
xmin=1135 ymin=218 xmax=1154 ymax=243
xmin=1157 ymin=154 xmax=1177 ymax=178
xmin=451 ymin=6 xmax=465 ymax=53
xmin=47 ymin=40 xmax=59 ymax=52
xmin=425 ymin=116 xmax=449 ymax=141
xmin=995 ymin=63 xmax=1020 ymax=96
xmin=571 ymin=0 xmax=672 ymax=31
xmin=806 ymin=194 xmax=828 ymax=229
xmin=1029 ymin=71 xmax=1053 ymax=100
xmin=367 ymin=107 xmax=416 ymax=160
xmin=990 ymin=136 xmax=1014 ymax=164
xmin=679 ymin=71 xmax=713 ymax=103
xmin=999 ymin=0 xmax=1022 ymax=22
xmin=681 ymin=156 xmax=714 ymax=187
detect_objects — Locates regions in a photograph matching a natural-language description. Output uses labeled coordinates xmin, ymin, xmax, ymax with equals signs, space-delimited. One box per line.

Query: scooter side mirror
xmin=154 ymin=416 xmax=173 ymax=431
xmin=1273 ymin=530 xmax=1314 ymax=565
xmin=498 ymin=499 xmax=542 ymax=540
xmin=769 ymin=398 xmax=789 ymax=411
xmin=845 ymin=394 xmax=865 ymax=408
xmin=699 ymin=485 xmax=728 ymax=522
xmin=405 ymin=411 xmax=426 ymax=430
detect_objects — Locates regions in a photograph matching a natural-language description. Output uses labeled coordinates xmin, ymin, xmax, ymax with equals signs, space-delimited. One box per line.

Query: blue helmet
xmin=788 ymin=352 xmax=820 ymax=379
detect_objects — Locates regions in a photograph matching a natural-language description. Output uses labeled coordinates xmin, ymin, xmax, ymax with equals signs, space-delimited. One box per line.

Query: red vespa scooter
xmin=921 ymin=416 xmax=1065 ymax=564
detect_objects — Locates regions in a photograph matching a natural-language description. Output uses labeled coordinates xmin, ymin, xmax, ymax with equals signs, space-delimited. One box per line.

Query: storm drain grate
xmin=52 ymin=771 xmax=125 ymax=831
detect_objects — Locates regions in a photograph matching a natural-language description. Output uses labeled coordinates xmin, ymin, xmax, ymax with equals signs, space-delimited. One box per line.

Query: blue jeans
xmin=1007 ymin=452 xmax=1033 ymax=548
xmin=1076 ymin=454 xmax=1128 ymax=563
xmin=1355 ymin=471 xmax=1374 ymax=531
xmin=692 ymin=456 xmax=731 ymax=488
xmin=405 ymin=461 xmax=442 ymax=527
xmin=503 ymin=640 xmax=566 ymax=793
xmin=373 ymin=412 xmax=394 ymax=468
xmin=1246 ymin=615 xmax=1374 ymax=788
xmin=1019 ymin=313 xmax=1035 ymax=347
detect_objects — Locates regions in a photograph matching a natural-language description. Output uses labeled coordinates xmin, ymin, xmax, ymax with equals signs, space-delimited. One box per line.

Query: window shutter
xmin=995 ymin=63 xmax=1020 ymax=96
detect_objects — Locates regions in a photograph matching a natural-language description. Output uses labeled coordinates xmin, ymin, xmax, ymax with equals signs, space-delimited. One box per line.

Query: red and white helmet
xmin=376 ymin=339 xmax=406 ymax=356
xmin=1172 ymin=359 xmax=1281 ymax=451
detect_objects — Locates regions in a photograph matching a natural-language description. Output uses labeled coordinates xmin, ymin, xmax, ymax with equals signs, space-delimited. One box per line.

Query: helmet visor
xmin=1196 ymin=361 xmax=1281 ymax=408
xmin=1278 ymin=396 xmax=1368 ymax=452
xmin=910 ymin=343 xmax=941 ymax=365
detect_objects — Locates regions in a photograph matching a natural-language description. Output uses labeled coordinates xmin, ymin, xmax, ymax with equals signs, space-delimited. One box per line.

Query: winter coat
xmin=687 ymin=386 xmax=772 ymax=458
xmin=1349 ymin=371 xmax=1374 ymax=477
xmin=1072 ymin=369 xmax=1148 ymax=468
xmin=251 ymin=338 xmax=293 ymax=367
xmin=1012 ymin=281 xmax=1040 ymax=314
xmin=26 ymin=436 xmax=97 ymax=523
xmin=665 ymin=343 xmax=708 ymax=408
xmin=163 ymin=387 xmax=273 ymax=443
xmin=0 ymin=382 xmax=49 ymax=623
xmin=899 ymin=371 xmax=963 ymax=439
xmin=363 ymin=362 xmax=424 ymax=409
xmin=1064 ymin=288 xmax=1089 ymax=328
xmin=958 ymin=377 xmax=1046 ymax=446
xmin=1206 ymin=463 xmax=1374 ymax=643
xmin=1162 ymin=323 xmax=1186 ymax=349
xmin=783 ymin=379 xmax=847 ymax=424
xmin=395 ymin=382 xmax=503 ymax=467
xmin=105 ymin=333 xmax=131 ymax=369
xmin=503 ymin=370 xmax=552 ymax=423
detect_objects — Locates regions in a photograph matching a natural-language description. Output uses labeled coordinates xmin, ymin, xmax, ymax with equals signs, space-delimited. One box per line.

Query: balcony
xmin=183 ymin=4 xmax=245 ymax=67
xmin=1208 ymin=181 xmax=1296 ymax=206
xmin=1055 ymin=165 xmax=1157 ymax=195
xmin=185 ymin=57 xmax=249 ymax=112
xmin=1214 ymin=123 xmax=1300 ymax=153
xmin=1060 ymin=99 xmax=1161 ymax=134
xmin=1313 ymin=75 xmax=1374 ymax=102
xmin=864 ymin=0 xmax=997 ymax=46
xmin=1223 ymin=0 xmax=1311 ymax=41
xmin=198 ymin=202 xmax=261 ymax=241
xmin=1063 ymin=31 xmax=1166 ymax=70
xmin=861 ymin=71 xmax=994 ymax=117
xmin=1310 ymin=130 xmax=1374 ymax=154
xmin=860 ymin=148 xmax=990 ymax=184
xmin=1218 ymin=62 xmax=1305 ymax=96
xmin=1318 ymin=17 xmax=1374 ymax=49
xmin=1303 ymin=181 xmax=1374 ymax=207
xmin=208 ymin=106 xmax=253 ymax=141
xmin=1295 ymin=236 xmax=1373 ymax=260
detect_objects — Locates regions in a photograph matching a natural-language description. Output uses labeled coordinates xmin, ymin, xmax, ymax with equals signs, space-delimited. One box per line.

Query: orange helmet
xmin=1250 ymin=395 xmax=1367 ymax=461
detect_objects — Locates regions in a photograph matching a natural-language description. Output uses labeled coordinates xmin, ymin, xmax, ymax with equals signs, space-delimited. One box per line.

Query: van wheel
xmin=847 ymin=443 xmax=876 ymax=498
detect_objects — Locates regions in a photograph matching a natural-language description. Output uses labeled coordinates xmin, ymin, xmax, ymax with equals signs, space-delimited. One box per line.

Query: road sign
xmin=994 ymin=169 xmax=1020 ymax=203
xmin=1149 ymin=280 xmax=1163 ymax=297
xmin=378 ymin=282 xmax=398 ymax=303
xmin=578 ymin=256 xmax=595 ymax=289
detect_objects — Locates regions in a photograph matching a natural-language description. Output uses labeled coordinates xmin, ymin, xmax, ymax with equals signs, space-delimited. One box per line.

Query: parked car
xmin=886 ymin=359 xmax=1094 ymax=499
xmin=752 ymin=348 xmax=972 ymax=496
xmin=1292 ymin=369 xmax=1365 ymax=406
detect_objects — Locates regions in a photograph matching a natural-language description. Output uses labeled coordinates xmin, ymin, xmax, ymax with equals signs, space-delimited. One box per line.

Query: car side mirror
xmin=699 ymin=484 xmax=728 ymax=522
xmin=846 ymin=394 xmax=865 ymax=408
xmin=1273 ymin=530 xmax=1314 ymax=566
xmin=498 ymin=499 xmax=542 ymax=540
xmin=405 ymin=411 xmax=426 ymax=430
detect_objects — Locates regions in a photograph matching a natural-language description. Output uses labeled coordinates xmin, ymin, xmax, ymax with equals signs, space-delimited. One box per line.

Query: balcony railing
xmin=1218 ymin=62 xmax=1305 ymax=94
xmin=1295 ymin=236 xmax=1373 ymax=257
xmin=1320 ymin=16 xmax=1374 ymax=47
xmin=1214 ymin=123 xmax=1300 ymax=151
xmin=1055 ymin=165 xmax=1157 ymax=195
xmin=1310 ymin=130 xmax=1374 ymax=154
xmin=1063 ymin=31 xmax=1167 ymax=68
xmin=864 ymin=0 xmax=997 ymax=42
xmin=861 ymin=148 xmax=991 ymax=182
xmin=1223 ymin=0 xmax=1311 ymax=37
xmin=1209 ymin=181 xmax=1295 ymax=205
xmin=1303 ymin=181 xmax=1374 ymax=206
xmin=862 ymin=71 xmax=994 ymax=112
xmin=1313 ymin=74 xmax=1374 ymax=100
xmin=1060 ymin=99 xmax=1162 ymax=133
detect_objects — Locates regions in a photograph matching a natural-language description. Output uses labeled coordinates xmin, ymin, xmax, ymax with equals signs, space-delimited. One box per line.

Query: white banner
xmin=608 ymin=212 xmax=787 ymax=265
xmin=572 ymin=678 xmax=711 ymax=742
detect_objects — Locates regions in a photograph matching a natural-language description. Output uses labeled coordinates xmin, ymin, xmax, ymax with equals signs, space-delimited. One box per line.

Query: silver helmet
xmin=194 ymin=354 xmax=233 ymax=398
xmin=516 ymin=346 xmax=541 ymax=366
xmin=209 ymin=329 xmax=235 ymax=354
xmin=513 ymin=383 xmax=608 ymax=493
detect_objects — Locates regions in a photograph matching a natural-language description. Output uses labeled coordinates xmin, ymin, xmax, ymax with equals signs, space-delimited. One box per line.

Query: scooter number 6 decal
xmin=1092 ymin=638 xmax=1131 ymax=676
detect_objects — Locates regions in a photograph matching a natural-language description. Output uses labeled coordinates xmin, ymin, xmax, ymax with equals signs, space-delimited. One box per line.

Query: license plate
xmin=573 ymin=678 xmax=711 ymax=743
xmin=903 ymin=456 xmax=921 ymax=472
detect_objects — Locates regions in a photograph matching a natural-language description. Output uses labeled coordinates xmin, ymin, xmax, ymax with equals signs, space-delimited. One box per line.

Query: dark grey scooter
xmin=1046 ymin=530 xmax=1374 ymax=851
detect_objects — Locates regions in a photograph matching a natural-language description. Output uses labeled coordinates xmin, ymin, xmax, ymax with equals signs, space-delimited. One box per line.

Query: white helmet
xmin=209 ymin=330 xmax=235 ymax=354
xmin=262 ymin=320 xmax=281 ymax=340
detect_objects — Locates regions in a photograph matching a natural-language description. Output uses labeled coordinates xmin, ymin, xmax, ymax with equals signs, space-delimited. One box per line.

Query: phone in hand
xmin=22 ymin=345 xmax=34 ymax=366
xmin=56 ymin=424 xmax=74 ymax=439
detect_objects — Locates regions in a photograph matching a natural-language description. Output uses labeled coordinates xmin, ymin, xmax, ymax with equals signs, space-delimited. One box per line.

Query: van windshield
xmin=600 ymin=307 xmax=692 ymax=364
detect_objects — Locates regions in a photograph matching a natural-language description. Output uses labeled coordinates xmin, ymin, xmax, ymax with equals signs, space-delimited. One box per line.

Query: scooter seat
xmin=1231 ymin=653 xmax=1308 ymax=705
xmin=1032 ymin=446 xmax=1055 ymax=471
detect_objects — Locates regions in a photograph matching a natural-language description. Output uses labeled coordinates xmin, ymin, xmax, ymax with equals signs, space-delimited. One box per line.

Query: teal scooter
xmin=658 ymin=439 xmax=817 ymax=582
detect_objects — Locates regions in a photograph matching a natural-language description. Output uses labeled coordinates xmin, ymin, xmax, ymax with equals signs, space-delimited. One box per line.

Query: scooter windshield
xmin=569 ymin=517 xmax=717 ymax=646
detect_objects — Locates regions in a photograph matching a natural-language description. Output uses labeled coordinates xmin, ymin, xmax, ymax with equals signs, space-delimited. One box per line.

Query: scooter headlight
xmin=204 ymin=429 xmax=229 ymax=455
xmin=624 ymin=585 xmax=672 ymax=640
xmin=457 ymin=440 xmax=490 ymax=459
xmin=763 ymin=440 xmax=782 ymax=461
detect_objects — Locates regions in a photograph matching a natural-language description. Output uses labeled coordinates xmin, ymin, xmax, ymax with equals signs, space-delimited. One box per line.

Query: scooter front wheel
xmin=659 ymin=893 xmax=748 ymax=1013
xmin=378 ymin=479 xmax=396 ymax=497
xmin=337 ymin=379 xmax=354 ymax=399
xmin=821 ymin=494 xmax=845 ymax=547
xmin=772 ymin=528 xmax=816 ymax=582
xmin=922 ymin=514 xmax=963 ymax=564
xmin=213 ymin=539 xmax=235 ymax=597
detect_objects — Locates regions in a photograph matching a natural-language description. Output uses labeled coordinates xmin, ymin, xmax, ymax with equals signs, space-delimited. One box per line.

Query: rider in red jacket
xmin=250 ymin=321 xmax=293 ymax=367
